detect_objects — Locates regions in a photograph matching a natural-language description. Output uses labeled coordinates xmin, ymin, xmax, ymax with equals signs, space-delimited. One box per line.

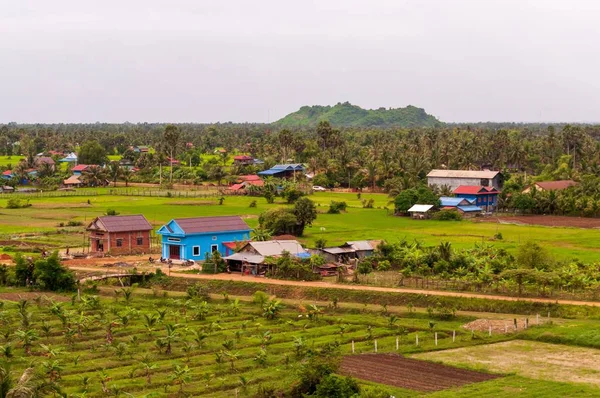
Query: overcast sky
xmin=1 ymin=0 xmax=600 ymax=123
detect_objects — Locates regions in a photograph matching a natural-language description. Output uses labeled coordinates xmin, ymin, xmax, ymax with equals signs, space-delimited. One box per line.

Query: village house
xmin=157 ymin=216 xmax=252 ymax=261
xmin=233 ymin=155 xmax=255 ymax=166
xmin=440 ymin=197 xmax=482 ymax=217
xmin=132 ymin=145 xmax=150 ymax=153
xmin=35 ymin=156 xmax=56 ymax=171
xmin=258 ymin=164 xmax=305 ymax=179
xmin=0 ymin=186 xmax=14 ymax=193
xmin=63 ymin=175 xmax=83 ymax=187
xmin=427 ymin=169 xmax=503 ymax=191
xmin=318 ymin=240 xmax=379 ymax=263
xmin=59 ymin=152 xmax=78 ymax=163
xmin=453 ymin=186 xmax=499 ymax=212
xmin=522 ymin=180 xmax=578 ymax=193
xmin=225 ymin=240 xmax=310 ymax=273
xmin=71 ymin=164 xmax=89 ymax=175
xmin=86 ymin=215 xmax=153 ymax=255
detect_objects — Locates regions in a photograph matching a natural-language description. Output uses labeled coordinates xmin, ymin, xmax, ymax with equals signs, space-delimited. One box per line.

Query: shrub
xmin=6 ymin=198 xmax=31 ymax=209
xmin=283 ymin=187 xmax=304 ymax=204
xmin=105 ymin=209 xmax=120 ymax=216
xmin=66 ymin=220 xmax=83 ymax=227
xmin=327 ymin=201 xmax=348 ymax=214
xmin=495 ymin=232 xmax=503 ymax=240
xmin=313 ymin=375 xmax=360 ymax=398
xmin=357 ymin=259 xmax=373 ymax=275
xmin=314 ymin=238 xmax=327 ymax=249
xmin=376 ymin=260 xmax=391 ymax=271
xmin=362 ymin=198 xmax=374 ymax=208
xmin=432 ymin=209 xmax=463 ymax=221
xmin=249 ymin=200 xmax=257 ymax=208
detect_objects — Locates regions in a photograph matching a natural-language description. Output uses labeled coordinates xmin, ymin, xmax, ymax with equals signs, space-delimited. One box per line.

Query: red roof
xmin=229 ymin=183 xmax=244 ymax=191
xmin=88 ymin=215 xmax=153 ymax=233
xmin=534 ymin=180 xmax=578 ymax=191
xmin=223 ymin=241 xmax=248 ymax=250
xmin=72 ymin=164 xmax=89 ymax=171
xmin=234 ymin=155 xmax=253 ymax=161
xmin=2 ymin=170 xmax=12 ymax=176
xmin=238 ymin=174 xmax=261 ymax=182
xmin=173 ymin=216 xmax=250 ymax=234
xmin=453 ymin=185 xmax=499 ymax=195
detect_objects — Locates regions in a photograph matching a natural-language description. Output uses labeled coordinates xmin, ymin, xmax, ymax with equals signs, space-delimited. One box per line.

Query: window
xmin=212 ymin=236 xmax=217 ymax=241
xmin=167 ymin=237 xmax=181 ymax=242
xmin=116 ymin=239 xmax=123 ymax=247
xmin=211 ymin=244 xmax=219 ymax=253
xmin=193 ymin=246 xmax=200 ymax=256
xmin=137 ymin=237 xmax=143 ymax=245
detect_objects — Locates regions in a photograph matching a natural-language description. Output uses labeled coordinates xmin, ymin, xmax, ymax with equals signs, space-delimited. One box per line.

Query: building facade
xmin=157 ymin=216 xmax=252 ymax=261
xmin=427 ymin=170 xmax=503 ymax=191
xmin=453 ymin=186 xmax=499 ymax=211
xmin=86 ymin=215 xmax=153 ymax=255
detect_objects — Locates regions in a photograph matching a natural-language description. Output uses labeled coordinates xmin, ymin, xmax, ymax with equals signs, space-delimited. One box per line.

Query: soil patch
xmin=463 ymin=318 xmax=542 ymax=333
xmin=0 ymin=292 xmax=68 ymax=302
xmin=339 ymin=353 xmax=499 ymax=392
xmin=413 ymin=340 xmax=600 ymax=386
xmin=478 ymin=215 xmax=600 ymax=229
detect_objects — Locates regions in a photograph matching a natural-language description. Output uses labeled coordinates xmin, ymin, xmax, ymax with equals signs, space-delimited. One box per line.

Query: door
xmin=211 ymin=244 xmax=219 ymax=253
xmin=97 ymin=241 xmax=104 ymax=252
xmin=169 ymin=245 xmax=181 ymax=260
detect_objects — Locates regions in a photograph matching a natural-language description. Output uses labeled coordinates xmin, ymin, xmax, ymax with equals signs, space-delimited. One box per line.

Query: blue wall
xmin=158 ymin=221 xmax=251 ymax=261
xmin=456 ymin=193 xmax=498 ymax=208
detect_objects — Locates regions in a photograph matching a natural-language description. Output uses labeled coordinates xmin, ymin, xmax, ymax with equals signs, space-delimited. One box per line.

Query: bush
xmin=314 ymin=238 xmax=328 ymax=249
xmin=6 ymin=198 xmax=31 ymax=209
xmin=376 ymin=260 xmax=391 ymax=271
xmin=249 ymin=200 xmax=257 ymax=208
xmin=105 ymin=208 xmax=120 ymax=216
xmin=432 ymin=209 xmax=463 ymax=221
xmin=494 ymin=232 xmax=503 ymax=240
xmin=362 ymin=198 xmax=374 ymax=208
xmin=283 ymin=187 xmax=304 ymax=204
xmin=357 ymin=259 xmax=373 ymax=275
xmin=313 ymin=375 xmax=360 ymax=398
xmin=66 ymin=220 xmax=83 ymax=227
xmin=327 ymin=201 xmax=348 ymax=214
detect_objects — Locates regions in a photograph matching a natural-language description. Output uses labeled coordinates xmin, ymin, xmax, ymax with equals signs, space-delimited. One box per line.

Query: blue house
xmin=258 ymin=164 xmax=305 ymax=179
xmin=453 ymin=186 xmax=499 ymax=212
xmin=157 ymin=216 xmax=252 ymax=261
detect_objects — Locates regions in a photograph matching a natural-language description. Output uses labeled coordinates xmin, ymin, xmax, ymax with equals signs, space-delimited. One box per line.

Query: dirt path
xmin=67 ymin=264 xmax=600 ymax=308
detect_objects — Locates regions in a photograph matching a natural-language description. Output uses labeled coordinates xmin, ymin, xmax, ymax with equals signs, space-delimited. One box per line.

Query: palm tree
xmin=15 ymin=330 xmax=38 ymax=355
xmin=107 ymin=161 xmax=121 ymax=187
xmin=82 ymin=166 xmax=107 ymax=187
xmin=161 ymin=324 xmax=179 ymax=355
xmin=139 ymin=354 xmax=158 ymax=385
xmin=169 ymin=365 xmax=191 ymax=394
xmin=252 ymin=228 xmax=272 ymax=242
xmin=120 ymin=167 xmax=133 ymax=187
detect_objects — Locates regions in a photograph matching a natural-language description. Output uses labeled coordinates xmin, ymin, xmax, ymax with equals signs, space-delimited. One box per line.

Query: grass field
xmin=414 ymin=340 xmax=600 ymax=386
xmin=1 ymin=191 xmax=600 ymax=262
xmin=1 ymin=286 xmax=599 ymax=397
xmin=0 ymin=155 xmax=24 ymax=167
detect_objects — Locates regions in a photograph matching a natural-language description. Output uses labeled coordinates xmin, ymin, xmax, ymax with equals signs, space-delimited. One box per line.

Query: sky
xmin=1 ymin=0 xmax=600 ymax=123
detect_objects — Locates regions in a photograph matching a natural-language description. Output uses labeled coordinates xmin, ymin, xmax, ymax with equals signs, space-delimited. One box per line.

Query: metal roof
xmin=407 ymin=204 xmax=434 ymax=213
xmin=457 ymin=205 xmax=483 ymax=212
xmin=346 ymin=240 xmax=375 ymax=251
xmin=440 ymin=197 xmax=471 ymax=207
xmin=224 ymin=253 xmax=264 ymax=264
xmin=89 ymin=215 xmax=153 ymax=232
xmin=534 ymin=180 xmax=578 ymax=191
xmin=63 ymin=175 xmax=82 ymax=185
xmin=427 ymin=169 xmax=500 ymax=179
xmin=173 ymin=216 xmax=251 ymax=234
xmin=322 ymin=247 xmax=356 ymax=255
xmin=244 ymin=240 xmax=307 ymax=256
xmin=453 ymin=185 xmax=499 ymax=195
xmin=258 ymin=169 xmax=285 ymax=176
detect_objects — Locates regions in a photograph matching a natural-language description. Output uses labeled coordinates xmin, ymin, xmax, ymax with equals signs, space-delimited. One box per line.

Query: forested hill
xmin=274 ymin=102 xmax=442 ymax=128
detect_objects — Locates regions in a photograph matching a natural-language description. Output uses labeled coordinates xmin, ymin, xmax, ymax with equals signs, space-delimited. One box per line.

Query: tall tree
xmin=163 ymin=124 xmax=180 ymax=183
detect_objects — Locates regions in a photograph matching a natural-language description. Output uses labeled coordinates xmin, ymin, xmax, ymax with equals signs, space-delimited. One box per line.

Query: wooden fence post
xmin=415 ymin=334 xmax=419 ymax=346
xmin=452 ymin=330 xmax=455 ymax=342
xmin=374 ymin=340 xmax=377 ymax=352
xmin=351 ymin=340 xmax=355 ymax=353
xmin=434 ymin=332 xmax=438 ymax=346
xmin=396 ymin=336 xmax=399 ymax=350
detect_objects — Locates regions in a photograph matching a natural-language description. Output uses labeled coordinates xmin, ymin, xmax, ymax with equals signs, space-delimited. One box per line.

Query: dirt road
xmin=67 ymin=264 xmax=600 ymax=308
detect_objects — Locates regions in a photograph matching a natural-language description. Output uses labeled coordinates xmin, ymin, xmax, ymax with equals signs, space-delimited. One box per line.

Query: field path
xmin=67 ymin=264 xmax=600 ymax=307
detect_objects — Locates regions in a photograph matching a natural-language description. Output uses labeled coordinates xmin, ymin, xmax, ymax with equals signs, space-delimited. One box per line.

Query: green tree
xmin=78 ymin=141 xmax=107 ymax=165
xmin=164 ymin=124 xmax=180 ymax=183
xmin=33 ymin=252 xmax=76 ymax=291
xmin=394 ymin=188 xmax=419 ymax=214
xmin=293 ymin=197 xmax=317 ymax=236
xmin=107 ymin=161 xmax=121 ymax=187
xmin=516 ymin=241 xmax=551 ymax=271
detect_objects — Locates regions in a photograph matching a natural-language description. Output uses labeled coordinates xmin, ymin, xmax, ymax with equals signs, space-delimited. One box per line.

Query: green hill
xmin=274 ymin=102 xmax=442 ymax=128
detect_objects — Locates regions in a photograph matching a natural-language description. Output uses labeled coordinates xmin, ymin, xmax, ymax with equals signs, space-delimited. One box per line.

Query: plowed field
xmin=340 ymin=353 xmax=500 ymax=392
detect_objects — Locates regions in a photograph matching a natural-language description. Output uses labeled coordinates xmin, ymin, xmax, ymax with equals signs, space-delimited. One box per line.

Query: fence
xmin=0 ymin=188 xmax=222 ymax=200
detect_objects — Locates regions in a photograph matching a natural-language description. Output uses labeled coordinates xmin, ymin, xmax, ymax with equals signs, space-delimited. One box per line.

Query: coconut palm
xmin=14 ymin=330 xmax=38 ymax=355
xmin=169 ymin=365 xmax=191 ymax=394
xmin=82 ymin=166 xmax=107 ymax=187
xmin=161 ymin=324 xmax=180 ymax=355
xmin=107 ymin=161 xmax=121 ymax=187
xmin=139 ymin=354 xmax=158 ymax=385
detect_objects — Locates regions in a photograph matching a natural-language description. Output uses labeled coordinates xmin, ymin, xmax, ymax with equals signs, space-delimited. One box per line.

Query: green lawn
xmin=0 ymin=155 xmax=24 ymax=167
xmin=1 ymin=286 xmax=599 ymax=397
xmin=0 ymin=191 xmax=599 ymax=262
